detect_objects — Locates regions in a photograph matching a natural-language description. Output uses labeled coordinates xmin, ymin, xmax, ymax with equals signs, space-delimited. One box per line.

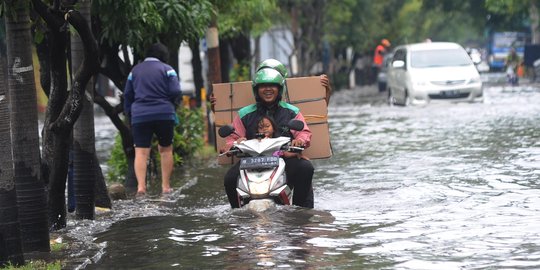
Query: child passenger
xmin=256 ymin=115 xmax=309 ymax=160
xmin=256 ymin=115 xmax=278 ymax=139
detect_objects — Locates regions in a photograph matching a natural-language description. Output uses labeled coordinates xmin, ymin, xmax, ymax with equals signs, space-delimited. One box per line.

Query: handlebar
xmin=219 ymin=148 xmax=240 ymax=157
xmin=288 ymin=146 xmax=305 ymax=153
xmin=281 ymin=145 xmax=305 ymax=153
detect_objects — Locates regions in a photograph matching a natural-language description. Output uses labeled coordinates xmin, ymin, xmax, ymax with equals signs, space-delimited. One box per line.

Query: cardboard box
xmin=214 ymin=76 xmax=332 ymax=164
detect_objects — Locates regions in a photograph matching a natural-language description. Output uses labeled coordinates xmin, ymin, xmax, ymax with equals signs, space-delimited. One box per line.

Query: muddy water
xmin=73 ymin=83 xmax=540 ymax=269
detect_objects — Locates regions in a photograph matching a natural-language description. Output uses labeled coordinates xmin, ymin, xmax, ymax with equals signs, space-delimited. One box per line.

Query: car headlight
xmin=469 ymin=76 xmax=481 ymax=84
xmin=412 ymin=80 xmax=428 ymax=87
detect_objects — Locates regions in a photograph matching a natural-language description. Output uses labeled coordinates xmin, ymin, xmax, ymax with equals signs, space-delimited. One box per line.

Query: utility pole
xmin=205 ymin=15 xmax=221 ymax=146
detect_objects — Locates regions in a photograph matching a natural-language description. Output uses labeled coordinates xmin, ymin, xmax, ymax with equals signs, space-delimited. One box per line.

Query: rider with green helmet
xmin=256 ymin=58 xmax=289 ymax=77
xmin=255 ymin=58 xmax=290 ymax=101
xmin=223 ymin=65 xmax=314 ymax=208
xmin=209 ymin=58 xmax=332 ymax=112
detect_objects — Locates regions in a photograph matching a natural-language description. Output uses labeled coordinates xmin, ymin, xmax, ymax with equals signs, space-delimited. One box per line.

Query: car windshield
xmin=410 ymin=49 xmax=472 ymax=68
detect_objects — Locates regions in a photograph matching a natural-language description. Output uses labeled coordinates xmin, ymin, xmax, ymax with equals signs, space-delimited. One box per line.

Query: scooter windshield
xmin=236 ymin=136 xmax=290 ymax=156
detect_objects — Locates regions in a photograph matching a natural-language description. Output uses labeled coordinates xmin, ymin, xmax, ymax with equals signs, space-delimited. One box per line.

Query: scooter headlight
xmin=249 ymin=179 xmax=271 ymax=195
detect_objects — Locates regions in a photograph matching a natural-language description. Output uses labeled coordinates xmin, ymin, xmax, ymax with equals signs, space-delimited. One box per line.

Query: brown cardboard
xmin=303 ymin=122 xmax=332 ymax=158
xmin=214 ymin=76 xmax=332 ymax=164
xmin=292 ymin=99 xmax=328 ymax=122
xmin=285 ymin=77 xmax=326 ymax=101
xmin=213 ymin=82 xmax=254 ymax=112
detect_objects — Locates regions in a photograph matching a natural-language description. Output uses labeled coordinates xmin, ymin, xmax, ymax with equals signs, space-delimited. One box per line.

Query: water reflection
xmin=85 ymin=208 xmax=341 ymax=269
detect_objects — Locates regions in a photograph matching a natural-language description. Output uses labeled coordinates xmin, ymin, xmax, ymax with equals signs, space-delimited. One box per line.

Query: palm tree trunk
xmin=0 ymin=24 xmax=25 ymax=267
xmin=5 ymin=0 xmax=50 ymax=252
xmin=71 ymin=0 xmax=97 ymax=219
xmin=32 ymin=0 xmax=71 ymax=230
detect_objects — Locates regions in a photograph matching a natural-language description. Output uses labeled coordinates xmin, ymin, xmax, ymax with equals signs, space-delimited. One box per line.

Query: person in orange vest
xmin=372 ymin=38 xmax=391 ymax=83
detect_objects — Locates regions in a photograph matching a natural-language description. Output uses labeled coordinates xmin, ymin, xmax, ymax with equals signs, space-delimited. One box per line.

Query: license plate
xmin=441 ymin=90 xmax=460 ymax=97
xmin=239 ymin=156 xmax=279 ymax=170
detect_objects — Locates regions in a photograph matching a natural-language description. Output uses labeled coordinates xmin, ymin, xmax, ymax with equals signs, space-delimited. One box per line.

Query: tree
xmin=278 ymin=0 xmax=327 ymax=76
xmin=0 ymin=16 xmax=24 ymax=267
xmin=5 ymin=0 xmax=49 ymax=252
xmin=92 ymin=0 xmax=211 ymax=190
xmin=71 ymin=0 xmax=97 ymax=220
xmin=32 ymin=0 xmax=100 ymax=229
xmin=485 ymin=0 xmax=540 ymax=44
xmin=215 ymin=0 xmax=278 ymax=81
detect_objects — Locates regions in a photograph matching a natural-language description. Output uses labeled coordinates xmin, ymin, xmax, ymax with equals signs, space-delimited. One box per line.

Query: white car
xmin=387 ymin=42 xmax=483 ymax=106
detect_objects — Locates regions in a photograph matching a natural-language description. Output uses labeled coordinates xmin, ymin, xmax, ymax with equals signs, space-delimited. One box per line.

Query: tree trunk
xmin=0 ymin=26 xmax=25 ymax=267
xmin=32 ymin=0 xmax=72 ymax=230
xmin=167 ymin=44 xmax=179 ymax=72
xmin=206 ymin=16 xmax=221 ymax=96
xmin=93 ymin=90 xmax=136 ymax=193
xmin=5 ymin=0 xmax=50 ymax=252
xmin=94 ymin=42 xmax=136 ymax=193
xmin=189 ymin=40 xmax=203 ymax=107
xmin=530 ymin=3 xmax=540 ymax=44
xmin=289 ymin=1 xmax=326 ymax=76
xmin=34 ymin=0 xmax=100 ymax=222
xmin=219 ymin=38 xmax=230 ymax=83
xmin=71 ymin=0 xmax=97 ymax=220
xmin=230 ymin=34 xmax=251 ymax=65
xmin=93 ymin=153 xmax=111 ymax=209
xmin=34 ymin=1 xmax=71 ymax=230
xmin=206 ymin=16 xmax=221 ymax=146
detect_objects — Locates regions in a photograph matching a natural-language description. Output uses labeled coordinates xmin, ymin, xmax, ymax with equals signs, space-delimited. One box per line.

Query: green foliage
xmin=484 ymin=0 xmax=532 ymax=31
xmin=173 ymin=106 xmax=205 ymax=158
xmin=154 ymin=0 xmax=212 ymax=44
xmin=1 ymin=261 xmax=62 ymax=270
xmin=326 ymin=0 xmax=392 ymax=54
xmin=92 ymin=0 xmax=163 ymax=55
xmin=106 ymin=107 xmax=205 ymax=183
xmin=229 ymin=62 xmax=251 ymax=82
xmin=107 ymin=134 xmax=128 ymax=183
xmin=50 ymin=242 xmax=65 ymax=252
xmin=216 ymin=0 xmax=279 ymax=38
xmin=92 ymin=0 xmax=211 ymax=58
xmin=485 ymin=0 xmax=529 ymax=14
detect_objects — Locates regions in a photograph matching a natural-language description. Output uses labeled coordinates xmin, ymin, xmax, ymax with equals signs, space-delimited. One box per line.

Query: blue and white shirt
xmin=124 ymin=57 xmax=182 ymax=124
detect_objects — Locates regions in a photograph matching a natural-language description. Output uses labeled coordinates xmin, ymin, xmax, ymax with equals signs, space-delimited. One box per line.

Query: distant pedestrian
xmin=505 ymin=47 xmax=520 ymax=86
xmin=372 ymin=38 xmax=391 ymax=83
xmin=124 ymin=42 xmax=182 ymax=197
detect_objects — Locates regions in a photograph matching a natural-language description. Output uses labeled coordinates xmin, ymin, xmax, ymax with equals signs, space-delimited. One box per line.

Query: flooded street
xmin=70 ymin=78 xmax=540 ymax=269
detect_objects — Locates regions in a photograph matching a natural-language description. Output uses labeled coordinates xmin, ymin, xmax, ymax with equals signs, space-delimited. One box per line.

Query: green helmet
xmin=252 ymin=68 xmax=285 ymax=102
xmin=256 ymin=58 xmax=288 ymax=78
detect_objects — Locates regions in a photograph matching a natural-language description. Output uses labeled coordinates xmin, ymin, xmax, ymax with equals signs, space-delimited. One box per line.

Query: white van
xmin=387 ymin=42 xmax=483 ymax=106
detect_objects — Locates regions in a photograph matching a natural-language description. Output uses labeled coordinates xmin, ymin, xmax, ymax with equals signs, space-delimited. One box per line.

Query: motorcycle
xmin=218 ymin=120 xmax=305 ymax=211
xmin=506 ymin=65 xmax=519 ymax=86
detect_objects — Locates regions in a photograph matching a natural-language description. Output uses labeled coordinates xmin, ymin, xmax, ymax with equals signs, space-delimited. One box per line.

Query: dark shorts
xmin=132 ymin=120 xmax=175 ymax=148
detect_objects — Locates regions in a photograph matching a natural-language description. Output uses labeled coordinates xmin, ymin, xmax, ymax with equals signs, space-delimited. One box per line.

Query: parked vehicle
xmin=218 ymin=120 xmax=306 ymax=211
xmin=387 ymin=42 xmax=483 ymax=106
xmin=377 ymin=52 xmax=394 ymax=92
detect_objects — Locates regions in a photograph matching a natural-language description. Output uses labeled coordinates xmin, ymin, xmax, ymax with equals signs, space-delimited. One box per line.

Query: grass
xmin=195 ymin=145 xmax=217 ymax=159
xmin=1 ymin=261 xmax=61 ymax=270
xmin=0 ymin=242 xmax=65 ymax=270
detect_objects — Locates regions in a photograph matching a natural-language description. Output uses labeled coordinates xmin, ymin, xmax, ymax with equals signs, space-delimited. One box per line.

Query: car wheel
xmin=387 ymin=88 xmax=396 ymax=106
xmin=378 ymin=82 xmax=386 ymax=92
xmin=403 ymin=90 xmax=411 ymax=106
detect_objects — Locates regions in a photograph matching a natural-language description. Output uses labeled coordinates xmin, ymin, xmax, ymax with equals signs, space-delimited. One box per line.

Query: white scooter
xmin=218 ymin=120 xmax=305 ymax=210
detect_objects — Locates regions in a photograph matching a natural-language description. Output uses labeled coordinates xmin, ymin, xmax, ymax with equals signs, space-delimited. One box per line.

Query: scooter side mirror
xmin=218 ymin=125 xmax=235 ymax=138
xmin=288 ymin=119 xmax=304 ymax=131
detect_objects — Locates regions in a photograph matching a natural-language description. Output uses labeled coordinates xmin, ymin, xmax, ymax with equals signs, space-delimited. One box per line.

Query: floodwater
xmin=67 ymin=78 xmax=540 ymax=269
